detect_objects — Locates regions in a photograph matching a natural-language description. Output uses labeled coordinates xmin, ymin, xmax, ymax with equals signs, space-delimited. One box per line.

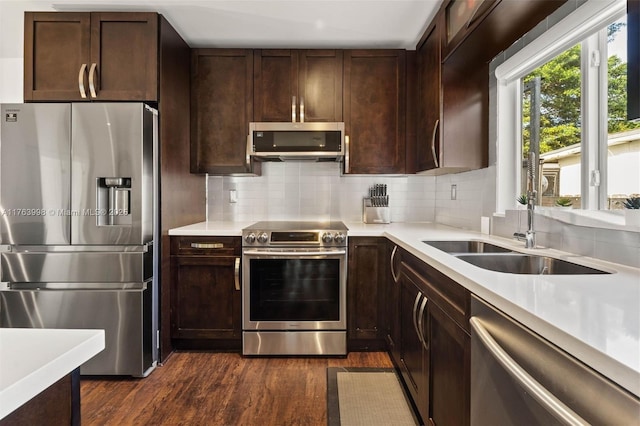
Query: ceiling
xmin=0 ymin=0 xmax=442 ymax=56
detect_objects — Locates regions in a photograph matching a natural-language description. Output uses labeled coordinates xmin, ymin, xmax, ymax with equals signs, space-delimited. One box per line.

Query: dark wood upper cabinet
xmin=629 ymin=0 xmax=640 ymax=121
xmin=190 ymin=49 xmax=260 ymax=175
xmin=24 ymin=12 xmax=158 ymax=101
xmin=443 ymin=0 xmax=498 ymax=57
xmin=416 ymin=17 xmax=442 ymax=173
xmin=253 ymin=49 xmax=343 ymax=122
xmin=343 ymin=50 xmax=406 ymax=174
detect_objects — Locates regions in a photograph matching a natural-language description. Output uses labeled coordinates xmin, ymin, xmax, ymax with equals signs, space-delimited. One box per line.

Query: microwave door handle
xmin=470 ymin=317 xmax=589 ymax=426
xmin=344 ymin=135 xmax=350 ymax=173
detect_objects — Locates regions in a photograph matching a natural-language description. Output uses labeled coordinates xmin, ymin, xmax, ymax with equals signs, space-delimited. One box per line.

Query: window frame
xmin=494 ymin=0 xmax=626 ymax=213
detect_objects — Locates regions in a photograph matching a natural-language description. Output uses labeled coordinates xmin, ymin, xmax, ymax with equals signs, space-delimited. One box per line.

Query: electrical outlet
xmin=451 ymin=184 xmax=457 ymax=200
xmin=229 ymin=189 xmax=237 ymax=203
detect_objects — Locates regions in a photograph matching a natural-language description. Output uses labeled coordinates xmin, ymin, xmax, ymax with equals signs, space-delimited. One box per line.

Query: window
xmin=495 ymin=0 xmax=639 ymax=212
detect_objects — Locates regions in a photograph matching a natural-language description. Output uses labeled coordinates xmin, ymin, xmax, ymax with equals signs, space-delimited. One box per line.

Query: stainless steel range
xmin=241 ymin=221 xmax=348 ymax=355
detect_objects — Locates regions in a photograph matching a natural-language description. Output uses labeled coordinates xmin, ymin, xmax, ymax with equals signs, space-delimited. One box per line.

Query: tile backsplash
xmin=206 ymin=162 xmax=496 ymax=231
xmin=206 ymin=162 xmax=436 ymax=223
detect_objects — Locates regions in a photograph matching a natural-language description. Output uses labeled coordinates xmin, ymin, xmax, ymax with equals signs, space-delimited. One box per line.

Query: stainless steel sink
xmin=455 ymin=254 xmax=610 ymax=275
xmin=423 ymin=240 xmax=513 ymax=254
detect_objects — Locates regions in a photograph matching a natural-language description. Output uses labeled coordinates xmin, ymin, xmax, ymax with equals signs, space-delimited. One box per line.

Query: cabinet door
xmin=387 ymin=244 xmax=402 ymax=366
xmin=254 ymin=49 xmax=343 ymax=123
xmin=428 ymin=301 xmax=470 ymax=426
xmin=254 ymin=49 xmax=297 ymax=122
xmin=343 ymin=50 xmax=406 ymax=174
xmin=90 ymin=12 xmax=158 ymax=101
xmin=24 ymin=12 xmax=91 ymax=101
xmin=298 ymin=50 xmax=343 ymax=122
xmin=171 ymin=255 xmax=241 ymax=340
xmin=347 ymin=237 xmax=387 ymax=351
xmin=444 ymin=0 xmax=498 ymax=57
xmin=398 ymin=268 xmax=429 ymax=423
xmin=416 ymin=18 xmax=442 ymax=172
xmin=191 ymin=49 xmax=257 ymax=174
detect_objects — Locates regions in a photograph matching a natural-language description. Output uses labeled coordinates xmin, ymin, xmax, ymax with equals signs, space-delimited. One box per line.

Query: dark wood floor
xmin=80 ymin=351 xmax=393 ymax=425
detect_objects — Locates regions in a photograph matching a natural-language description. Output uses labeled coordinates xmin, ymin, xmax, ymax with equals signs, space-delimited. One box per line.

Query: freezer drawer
xmin=1 ymin=247 xmax=152 ymax=283
xmin=0 ymin=282 xmax=155 ymax=377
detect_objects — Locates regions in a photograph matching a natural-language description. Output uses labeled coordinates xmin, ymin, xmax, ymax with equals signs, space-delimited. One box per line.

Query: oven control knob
xmin=334 ymin=232 xmax=346 ymax=244
xmin=245 ymin=233 xmax=256 ymax=244
xmin=322 ymin=232 xmax=334 ymax=243
xmin=257 ymin=232 xmax=269 ymax=244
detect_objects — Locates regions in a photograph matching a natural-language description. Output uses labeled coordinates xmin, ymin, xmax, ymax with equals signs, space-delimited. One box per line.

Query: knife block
xmin=362 ymin=198 xmax=390 ymax=224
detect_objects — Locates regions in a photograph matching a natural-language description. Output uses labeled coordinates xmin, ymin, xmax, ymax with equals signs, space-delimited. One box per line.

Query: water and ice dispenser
xmin=97 ymin=177 xmax=132 ymax=226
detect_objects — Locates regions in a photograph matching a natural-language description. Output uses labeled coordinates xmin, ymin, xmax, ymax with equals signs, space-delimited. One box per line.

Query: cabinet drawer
xmin=400 ymin=248 xmax=470 ymax=331
xmin=170 ymin=236 xmax=241 ymax=256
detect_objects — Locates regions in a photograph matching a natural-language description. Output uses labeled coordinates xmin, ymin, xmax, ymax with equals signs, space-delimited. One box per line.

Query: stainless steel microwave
xmin=248 ymin=122 xmax=345 ymax=161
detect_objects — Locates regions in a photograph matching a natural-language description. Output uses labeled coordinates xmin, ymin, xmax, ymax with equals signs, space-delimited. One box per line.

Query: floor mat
xmin=326 ymin=367 xmax=418 ymax=426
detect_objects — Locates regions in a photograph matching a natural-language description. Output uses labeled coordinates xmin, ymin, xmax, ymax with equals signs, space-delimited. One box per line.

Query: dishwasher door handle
xmin=470 ymin=317 xmax=589 ymax=426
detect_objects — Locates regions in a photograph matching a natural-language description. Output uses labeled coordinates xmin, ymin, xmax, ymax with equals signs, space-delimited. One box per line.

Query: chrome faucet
xmin=514 ymin=152 xmax=537 ymax=249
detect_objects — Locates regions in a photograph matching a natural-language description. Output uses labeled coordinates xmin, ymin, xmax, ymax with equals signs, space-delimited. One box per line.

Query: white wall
xmin=0 ymin=1 xmax=53 ymax=103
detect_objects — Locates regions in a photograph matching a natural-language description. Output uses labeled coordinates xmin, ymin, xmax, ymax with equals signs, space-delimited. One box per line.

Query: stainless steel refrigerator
xmin=0 ymin=103 xmax=158 ymax=377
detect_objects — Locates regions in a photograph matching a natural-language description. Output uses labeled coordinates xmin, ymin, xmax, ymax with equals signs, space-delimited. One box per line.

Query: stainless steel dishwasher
xmin=470 ymin=295 xmax=639 ymax=425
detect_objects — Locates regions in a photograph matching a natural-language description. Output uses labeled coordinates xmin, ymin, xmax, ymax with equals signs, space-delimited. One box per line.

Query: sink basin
xmin=455 ymin=254 xmax=610 ymax=275
xmin=423 ymin=240 xmax=513 ymax=254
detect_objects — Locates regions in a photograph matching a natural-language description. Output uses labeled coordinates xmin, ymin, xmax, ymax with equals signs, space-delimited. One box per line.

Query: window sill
xmin=522 ymin=207 xmax=639 ymax=232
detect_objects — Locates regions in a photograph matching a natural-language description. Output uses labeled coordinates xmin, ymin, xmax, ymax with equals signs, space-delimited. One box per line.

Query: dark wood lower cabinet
xmin=170 ymin=236 xmax=242 ymax=350
xmin=0 ymin=368 xmax=80 ymax=426
xmin=392 ymin=247 xmax=471 ymax=426
xmin=398 ymin=263 xmax=429 ymax=424
xmin=428 ymin=301 xmax=470 ymax=426
xmin=347 ymin=237 xmax=388 ymax=351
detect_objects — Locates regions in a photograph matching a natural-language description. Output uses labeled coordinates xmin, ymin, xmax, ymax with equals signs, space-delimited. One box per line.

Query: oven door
xmin=242 ymin=248 xmax=347 ymax=331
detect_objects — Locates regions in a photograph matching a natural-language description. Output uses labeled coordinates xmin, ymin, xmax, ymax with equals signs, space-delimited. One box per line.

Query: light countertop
xmin=169 ymin=220 xmax=640 ymax=397
xmin=0 ymin=328 xmax=105 ymax=420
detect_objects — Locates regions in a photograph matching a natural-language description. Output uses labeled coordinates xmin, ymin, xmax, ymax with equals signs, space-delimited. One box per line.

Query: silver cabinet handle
xmin=418 ymin=296 xmax=428 ymax=350
xmin=344 ymin=135 xmax=350 ymax=173
xmin=88 ymin=63 xmax=98 ymax=98
xmin=291 ymin=95 xmax=296 ymax=122
xmin=78 ymin=64 xmax=88 ymax=98
xmin=299 ymin=96 xmax=304 ymax=123
xmin=470 ymin=317 xmax=589 ymax=426
xmin=190 ymin=242 xmax=224 ymax=249
xmin=245 ymin=134 xmax=252 ymax=168
xmin=431 ymin=119 xmax=440 ymax=168
xmin=412 ymin=293 xmax=422 ymax=344
xmin=234 ymin=257 xmax=240 ymax=291
xmin=390 ymin=245 xmax=399 ymax=282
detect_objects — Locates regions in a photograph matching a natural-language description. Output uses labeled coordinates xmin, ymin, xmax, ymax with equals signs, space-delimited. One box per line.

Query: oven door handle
xmin=243 ymin=250 xmax=346 ymax=257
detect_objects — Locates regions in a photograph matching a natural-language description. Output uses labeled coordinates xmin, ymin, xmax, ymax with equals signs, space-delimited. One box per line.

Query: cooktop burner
xmin=246 ymin=221 xmax=347 ymax=231
xmin=242 ymin=221 xmax=348 ymax=247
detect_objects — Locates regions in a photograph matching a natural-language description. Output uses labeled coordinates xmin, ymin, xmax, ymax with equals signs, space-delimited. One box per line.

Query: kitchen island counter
xmin=169 ymin=220 xmax=640 ymax=397
xmin=0 ymin=328 xmax=105 ymax=420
